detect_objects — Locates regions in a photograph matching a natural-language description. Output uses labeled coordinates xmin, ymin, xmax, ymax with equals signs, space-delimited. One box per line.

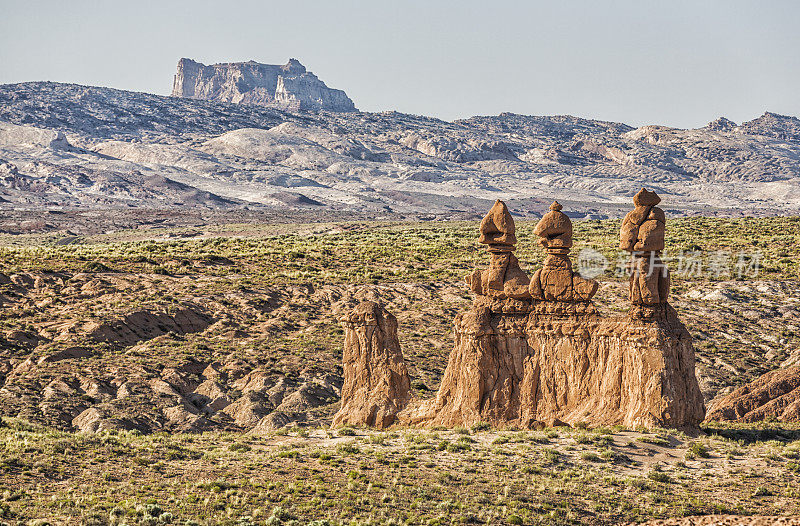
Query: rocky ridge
xmin=706 ymin=365 xmax=800 ymax=423
xmin=0 ymin=81 xmax=799 ymax=214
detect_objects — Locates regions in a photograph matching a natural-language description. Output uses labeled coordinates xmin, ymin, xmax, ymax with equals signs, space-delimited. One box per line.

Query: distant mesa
xmin=171 ymin=57 xmax=357 ymax=112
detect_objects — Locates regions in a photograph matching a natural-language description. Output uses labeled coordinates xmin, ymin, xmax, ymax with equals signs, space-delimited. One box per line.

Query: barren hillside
xmin=0 ymin=82 xmax=798 ymax=215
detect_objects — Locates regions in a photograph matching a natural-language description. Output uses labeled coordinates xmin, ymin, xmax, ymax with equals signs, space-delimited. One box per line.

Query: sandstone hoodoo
xmin=530 ymin=201 xmax=598 ymax=305
xmin=620 ymin=187 xmax=670 ymax=319
xmin=332 ymin=301 xmax=411 ymax=428
xmin=171 ymin=58 xmax=356 ymax=112
xmin=336 ymin=190 xmax=706 ymax=429
xmin=466 ymin=200 xmax=530 ymax=305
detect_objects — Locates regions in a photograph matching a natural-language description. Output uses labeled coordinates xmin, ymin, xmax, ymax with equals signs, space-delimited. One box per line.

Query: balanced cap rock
xmin=620 ymin=188 xmax=669 ymax=313
xmin=533 ymin=201 xmax=573 ymax=250
xmin=335 ymin=192 xmax=705 ymax=430
xmin=529 ymin=201 xmax=597 ymax=303
xmin=478 ymin=199 xmax=517 ymax=248
xmin=466 ymin=200 xmax=530 ymax=302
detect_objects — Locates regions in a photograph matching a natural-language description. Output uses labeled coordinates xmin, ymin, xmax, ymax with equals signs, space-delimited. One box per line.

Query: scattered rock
xmin=37 ymin=347 xmax=92 ymax=364
xmin=232 ymin=369 xmax=274 ymax=393
xmin=251 ymin=411 xmax=297 ymax=433
xmin=162 ymin=404 xmax=214 ymax=432
xmin=222 ymin=391 xmax=273 ymax=428
xmin=782 ymin=350 xmax=800 ymax=369
xmin=6 ymin=330 xmax=43 ymax=347
xmin=86 ymin=307 xmax=213 ymax=346
xmin=72 ymin=407 xmax=150 ymax=434
xmin=0 ymin=122 xmax=70 ymax=149
xmin=189 ymin=379 xmax=231 ymax=412
xmin=160 ymin=367 xmax=202 ymax=396
xmin=276 ymin=377 xmax=339 ymax=413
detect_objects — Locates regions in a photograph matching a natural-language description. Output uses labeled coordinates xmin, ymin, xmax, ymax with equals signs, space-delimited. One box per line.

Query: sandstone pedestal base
xmin=399 ymin=304 xmax=705 ymax=430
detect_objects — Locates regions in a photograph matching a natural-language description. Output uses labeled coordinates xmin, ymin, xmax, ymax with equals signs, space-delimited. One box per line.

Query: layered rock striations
xmin=2 ymin=81 xmax=800 ymax=212
xmin=172 ymin=58 xmax=356 ymax=112
xmin=332 ymin=301 xmax=411 ymax=428
xmin=337 ymin=191 xmax=706 ymax=429
xmin=706 ymin=365 xmax=800 ymax=423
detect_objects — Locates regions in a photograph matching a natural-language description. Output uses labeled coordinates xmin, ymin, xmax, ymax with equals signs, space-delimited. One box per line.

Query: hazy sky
xmin=1 ymin=0 xmax=798 ymax=128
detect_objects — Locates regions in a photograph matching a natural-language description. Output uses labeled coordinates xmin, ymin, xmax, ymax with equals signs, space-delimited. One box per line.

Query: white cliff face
xmin=171 ymin=58 xmax=356 ymax=112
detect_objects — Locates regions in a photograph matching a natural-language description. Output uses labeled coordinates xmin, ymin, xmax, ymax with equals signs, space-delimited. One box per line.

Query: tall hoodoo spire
xmin=529 ymin=201 xmax=597 ymax=305
xmin=620 ymin=188 xmax=669 ymax=318
xmin=466 ymin=200 xmax=530 ymax=303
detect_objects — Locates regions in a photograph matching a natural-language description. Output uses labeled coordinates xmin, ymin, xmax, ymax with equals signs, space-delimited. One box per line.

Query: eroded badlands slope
xmin=0 ymin=218 xmax=797 ymax=433
xmin=0 ymin=82 xmax=799 ymax=215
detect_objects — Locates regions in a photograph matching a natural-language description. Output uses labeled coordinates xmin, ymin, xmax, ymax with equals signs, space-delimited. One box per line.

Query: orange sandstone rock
xmin=478 ymin=199 xmax=517 ymax=248
xmin=533 ymin=201 xmax=573 ymax=249
xmin=466 ymin=200 xmax=530 ymax=300
xmin=332 ymin=301 xmax=411 ymax=428
xmin=336 ymin=194 xmax=705 ymax=431
xmin=706 ymin=365 xmax=800 ymax=423
xmin=530 ymin=201 xmax=598 ymax=303
xmin=621 ymin=188 xmax=669 ymax=312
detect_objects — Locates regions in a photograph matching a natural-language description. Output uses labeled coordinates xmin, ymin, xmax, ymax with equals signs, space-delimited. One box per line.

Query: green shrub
xmin=647 ymin=471 xmax=672 ymax=483
xmin=753 ymin=486 xmax=773 ymax=497
xmin=580 ymin=452 xmax=601 ymax=462
xmin=638 ymin=435 xmax=670 ymax=446
xmin=542 ymin=448 xmax=560 ymax=463
xmin=688 ymin=442 xmax=711 ymax=458
xmin=471 ymin=422 xmax=491 ymax=432
xmin=337 ymin=442 xmax=360 ymax=455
